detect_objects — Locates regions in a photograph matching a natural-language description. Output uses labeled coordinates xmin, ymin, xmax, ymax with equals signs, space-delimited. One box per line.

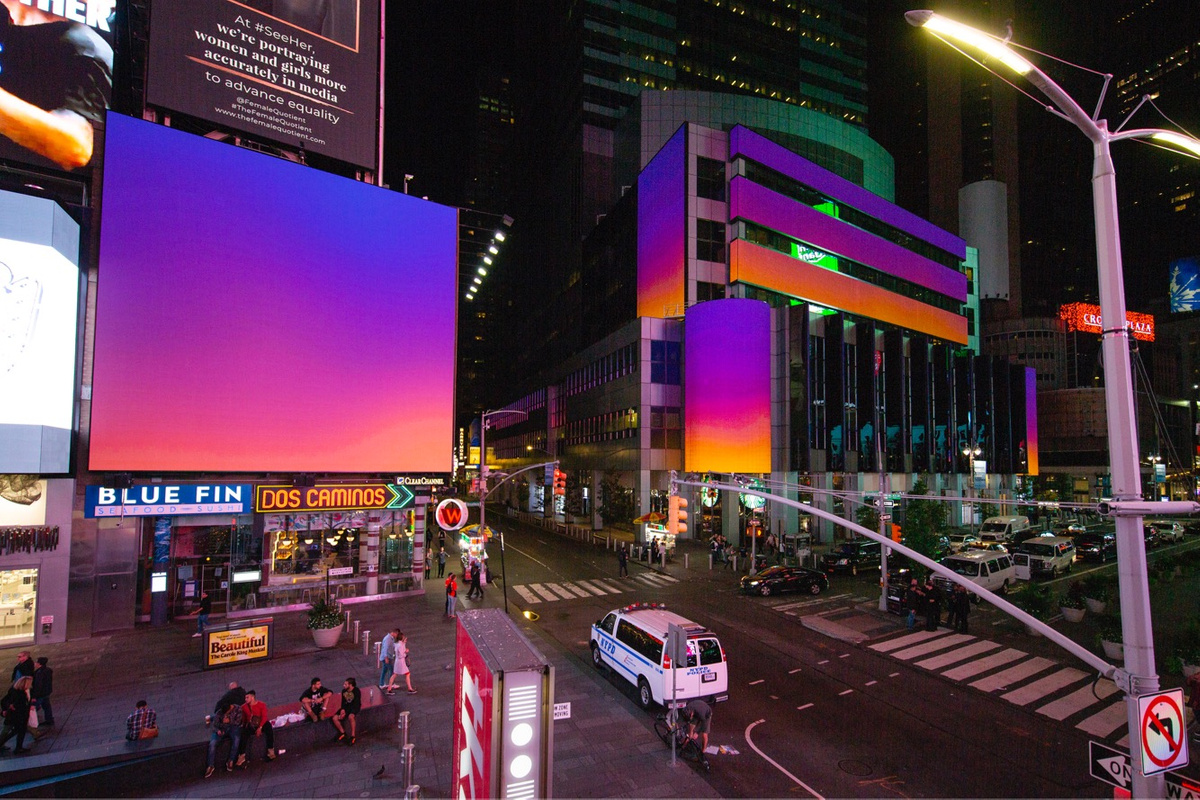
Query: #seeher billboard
xmin=90 ymin=114 xmax=458 ymax=473
xmin=146 ymin=0 xmax=379 ymax=168
xmin=0 ymin=0 xmax=115 ymax=171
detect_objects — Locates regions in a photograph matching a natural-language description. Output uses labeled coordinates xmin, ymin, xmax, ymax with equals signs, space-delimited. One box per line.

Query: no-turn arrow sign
xmin=1138 ymin=689 xmax=1189 ymax=776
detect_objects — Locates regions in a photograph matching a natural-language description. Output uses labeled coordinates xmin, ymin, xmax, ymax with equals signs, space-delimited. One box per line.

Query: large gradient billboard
xmin=637 ymin=125 xmax=686 ymax=319
xmin=90 ymin=113 xmax=457 ymax=472
xmin=146 ymin=0 xmax=379 ymax=168
xmin=0 ymin=0 xmax=115 ymax=171
xmin=0 ymin=190 xmax=80 ymax=473
xmin=684 ymin=298 xmax=771 ymax=473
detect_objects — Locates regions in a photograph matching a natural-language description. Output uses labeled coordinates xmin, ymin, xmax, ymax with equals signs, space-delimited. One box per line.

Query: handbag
xmin=138 ymin=726 xmax=159 ymax=740
xmin=28 ymin=705 xmax=39 ymax=730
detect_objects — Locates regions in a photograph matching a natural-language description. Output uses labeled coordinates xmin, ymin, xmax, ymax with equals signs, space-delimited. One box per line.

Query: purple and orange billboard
xmin=684 ymin=299 xmax=771 ymax=473
xmin=90 ymin=114 xmax=457 ymax=473
xmin=637 ymin=125 xmax=686 ymax=319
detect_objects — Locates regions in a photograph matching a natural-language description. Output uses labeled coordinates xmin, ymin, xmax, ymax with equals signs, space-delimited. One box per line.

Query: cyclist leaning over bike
xmin=681 ymin=699 xmax=712 ymax=761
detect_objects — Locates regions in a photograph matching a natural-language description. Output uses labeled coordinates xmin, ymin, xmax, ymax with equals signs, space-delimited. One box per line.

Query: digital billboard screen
xmin=0 ymin=190 xmax=80 ymax=473
xmin=90 ymin=114 xmax=458 ymax=473
xmin=0 ymin=0 xmax=115 ymax=171
xmin=146 ymin=0 xmax=379 ymax=168
xmin=1170 ymin=257 xmax=1200 ymax=313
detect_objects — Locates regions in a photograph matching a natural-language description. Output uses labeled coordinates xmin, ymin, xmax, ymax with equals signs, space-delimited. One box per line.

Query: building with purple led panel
xmin=485 ymin=92 xmax=1038 ymax=546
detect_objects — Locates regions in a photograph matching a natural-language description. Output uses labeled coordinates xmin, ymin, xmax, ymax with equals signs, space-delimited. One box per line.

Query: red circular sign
xmin=435 ymin=498 xmax=468 ymax=531
xmin=1141 ymin=693 xmax=1185 ymax=769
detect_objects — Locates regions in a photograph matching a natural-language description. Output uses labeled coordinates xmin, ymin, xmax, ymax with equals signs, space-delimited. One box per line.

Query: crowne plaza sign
xmin=1059 ymin=302 xmax=1154 ymax=342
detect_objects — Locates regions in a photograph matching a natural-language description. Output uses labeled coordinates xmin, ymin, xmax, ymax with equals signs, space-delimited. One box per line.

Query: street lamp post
xmin=479 ymin=408 xmax=529 ymax=615
xmin=906 ymin=11 xmax=1200 ymax=796
xmin=962 ymin=443 xmax=982 ymax=531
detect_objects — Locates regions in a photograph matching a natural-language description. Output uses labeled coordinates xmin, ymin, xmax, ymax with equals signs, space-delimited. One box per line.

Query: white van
xmin=935 ymin=551 xmax=1017 ymax=596
xmin=978 ymin=515 xmax=1032 ymax=546
xmin=590 ymin=602 xmax=729 ymax=710
xmin=1012 ymin=535 xmax=1076 ymax=580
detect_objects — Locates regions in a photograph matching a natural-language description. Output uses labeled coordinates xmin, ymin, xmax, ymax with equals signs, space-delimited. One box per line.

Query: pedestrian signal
xmin=668 ymin=495 xmax=689 ymax=537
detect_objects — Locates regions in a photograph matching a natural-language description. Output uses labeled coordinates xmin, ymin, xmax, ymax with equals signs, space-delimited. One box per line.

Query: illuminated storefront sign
xmin=85 ymin=484 xmax=251 ymax=517
xmin=1059 ymin=302 xmax=1154 ymax=342
xmin=204 ymin=622 xmax=273 ymax=669
xmin=254 ymin=483 xmax=415 ymax=513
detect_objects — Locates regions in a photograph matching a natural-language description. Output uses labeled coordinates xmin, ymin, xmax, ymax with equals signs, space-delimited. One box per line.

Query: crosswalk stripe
xmin=544 ymin=583 xmax=577 ymax=600
xmin=528 ymin=584 xmax=561 ymax=602
xmin=560 ymin=582 xmax=591 ymax=598
xmin=1037 ymin=678 xmax=1119 ymax=721
xmin=636 ymin=572 xmax=678 ymax=585
xmin=915 ymin=640 xmax=1001 ymax=671
xmin=892 ymin=634 xmax=975 ymax=661
xmin=513 ymin=586 xmax=542 ymax=604
xmin=577 ymin=580 xmax=615 ymax=595
xmin=869 ymin=630 xmax=948 ymax=653
xmin=594 ymin=579 xmax=625 ymax=593
xmin=774 ymin=594 xmax=850 ymax=612
xmin=940 ymin=648 xmax=1026 ymax=681
xmin=1076 ymin=698 xmax=1130 ymax=738
xmin=970 ymin=657 xmax=1056 ymax=693
xmin=1000 ymin=668 xmax=1088 ymax=707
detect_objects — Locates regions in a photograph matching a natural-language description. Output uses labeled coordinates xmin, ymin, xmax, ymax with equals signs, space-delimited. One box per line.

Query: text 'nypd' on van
xmin=590 ymin=603 xmax=729 ymax=710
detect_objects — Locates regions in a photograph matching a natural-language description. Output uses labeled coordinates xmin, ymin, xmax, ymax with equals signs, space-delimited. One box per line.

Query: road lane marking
xmin=504 ymin=543 xmax=552 ymax=569
xmin=939 ymin=648 xmax=1025 ymax=681
xmin=1037 ymin=677 xmax=1118 ymax=721
xmin=513 ymin=586 xmax=541 ymax=604
xmin=838 ymin=653 xmax=850 ymax=659
xmin=796 ymin=703 xmax=813 ymax=711
xmin=788 ymin=668 xmax=803 ymax=674
xmin=749 ymin=679 xmax=765 ymax=685
xmin=544 ymin=583 xmax=577 ymax=600
xmin=817 ymin=660 xmax=829 ymax=665
xmin=594 ymin=579 xmax=625 ymax=593
xmin=1000 ymin=667 xmax=1087 ymax=707
xmin=560 ymin=582 xmax=590 ymax=598
xmin=888 ymin=673 xmax=900 ymax=677
xmin=869 ymin=629 xmax=947 ymax=652
xmin=576 ymin=580 xmax=615 ymax=595
xmin=891 ymin=633 xmax=975 ymax=661
xmin=745 ymin=720 xmax=824 ymax=799
xmin=527 ymin=584 xmax=561 ymax=602
xmin=865 ymin=680 xmax=877 ymax=686
xmin=914 ymin=640 xmax=1001 ymax=671
xmin=969 ymin=657 xmax=1055 ymax=693
xmin=839 ymin=689 xmax=853 ymax=696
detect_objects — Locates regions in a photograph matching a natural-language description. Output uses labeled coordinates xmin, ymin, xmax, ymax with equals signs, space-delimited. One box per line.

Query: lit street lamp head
xmin=905 ymin=10 xmax=1033 ymax=75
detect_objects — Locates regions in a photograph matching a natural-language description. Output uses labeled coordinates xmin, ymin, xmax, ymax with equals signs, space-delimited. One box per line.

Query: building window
xmin=696 ymin=218 xmax=726 ymax=263
xmin=651 ymin=340 xmax=681 ymax=384
xmin=696 ymin=281 xmax=725 ymax=303
xmin=697 ymin=157 xmax=726 ymax=202
xmin=0 ymin=568 xmax=37 ymax=644
xmin=650 ymin=405 xmax=682 ymax=450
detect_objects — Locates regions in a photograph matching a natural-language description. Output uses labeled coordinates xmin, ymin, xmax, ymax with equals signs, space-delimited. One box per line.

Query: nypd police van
xmin=590 ymin=603 xmax=729 ymax=710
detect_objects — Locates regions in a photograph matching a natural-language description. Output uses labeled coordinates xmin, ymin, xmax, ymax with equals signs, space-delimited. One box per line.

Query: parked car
xmin=821 ymin=539 xmax=882 ymax=575
xmin=1143 ymin=524 xmax=1161 ymax=549
xmin=946 ymin=532 xmax=980 ymax=553
xmin=740 ymin=566 xmax=829 ymax=597
xmin=1075 ymin=531 xmax=1116 ymax=562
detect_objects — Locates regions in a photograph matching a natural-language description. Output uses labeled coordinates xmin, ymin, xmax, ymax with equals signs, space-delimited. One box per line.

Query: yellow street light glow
xmin=478 ymin=267 xmax=488 ymax=276
xmin=494 ymin=231 xmax=506 ymax=242
xmin=473 ymin=277 xmax=482 ymax=285
xmin=488 ymin=245 xmax=500 ymax=255
xmin=1152 ymin=131 xmax=1200 ymax=158
xmin=484 ymin=256 xmax=493 ymax=265
xmin=906 ymin=10 xmax=1033 ymax=75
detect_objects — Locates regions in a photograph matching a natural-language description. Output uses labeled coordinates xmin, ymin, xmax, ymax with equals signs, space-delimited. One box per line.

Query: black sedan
xmin=740 ymin=566 xmax=829 ymax=597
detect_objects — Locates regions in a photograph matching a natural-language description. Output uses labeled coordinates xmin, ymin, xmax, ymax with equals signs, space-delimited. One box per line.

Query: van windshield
xmin=943 ymin=560 xmax=980 ymax=577
xmin=1024 ymin=543 xmax=1054 ymax=557
xmin=980 ymin=522 xmax=1007 ymax=533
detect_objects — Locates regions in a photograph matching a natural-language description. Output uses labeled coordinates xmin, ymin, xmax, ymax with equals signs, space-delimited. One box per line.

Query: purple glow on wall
xmin=1025 ymin=367 xmax=1039 ymax=475
xmin=730 ymin=126 xmax=966 ymax=260
xmin=684 ymin=299 xmax=771 ymax=473
xmin=730 ymin=177 xmax=967 ymax=300
xmin=91 ymin=114 xmax=458 ymax=472
xmin=637 ymin=126 xmax=687 ymax=318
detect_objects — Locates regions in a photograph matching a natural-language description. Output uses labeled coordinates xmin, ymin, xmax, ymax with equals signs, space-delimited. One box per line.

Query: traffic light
xmin=553 ymin=469 xmax=567 ymax=496
xmin=891 ymin=523 xmax=902 ymax=543
xmin=667 ymin=495 xmax=689 ymax=537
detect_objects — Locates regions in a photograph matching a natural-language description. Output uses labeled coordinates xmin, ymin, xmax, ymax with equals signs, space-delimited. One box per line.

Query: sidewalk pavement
xmin=0 ymin=555 xmax=717 ymax=798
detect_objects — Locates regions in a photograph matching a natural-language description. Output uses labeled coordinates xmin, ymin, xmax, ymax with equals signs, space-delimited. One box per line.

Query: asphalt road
xmin=487 ymin=517 xmax=1119 ymax=798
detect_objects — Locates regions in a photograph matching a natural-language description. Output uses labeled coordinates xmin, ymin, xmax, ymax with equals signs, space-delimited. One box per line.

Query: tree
xmin=598 ymin=470 xmax=636 ymax=528
xmin=901 ymin=477 xmax=948 ymax=575
xmin=855 ymin=504 xmax=880 ymax=535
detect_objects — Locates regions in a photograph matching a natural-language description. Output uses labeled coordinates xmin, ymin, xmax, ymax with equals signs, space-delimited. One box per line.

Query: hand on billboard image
xmin=1 ymin=260 xmax=42 ymax=375
xmin=236 ymin=0 xmax=359 ymax=50
xmin=0 ymin=0 xmax=113 ymax=170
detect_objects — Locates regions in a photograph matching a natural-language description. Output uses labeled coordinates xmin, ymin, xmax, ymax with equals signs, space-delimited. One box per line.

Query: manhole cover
xmin=838 ymin=759 xmax=873 ymax=777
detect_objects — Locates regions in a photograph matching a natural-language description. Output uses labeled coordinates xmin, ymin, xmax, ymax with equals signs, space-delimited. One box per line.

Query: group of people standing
xmin=1 ymin=651 xmax=53 ymax=755
xmin=906 ymin=577 xmax=972 ymax=634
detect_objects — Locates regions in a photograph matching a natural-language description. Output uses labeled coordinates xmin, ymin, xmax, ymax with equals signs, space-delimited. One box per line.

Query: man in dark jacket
xmin=31 ymin=657 xmax=52 ymax=727
xmin=924 ymin=578 xmax=942 ymax=631
xmin=0 ymin=676 xmax=33 ymax=754
xmin=10 ymin=651 xmax=33 ymax=684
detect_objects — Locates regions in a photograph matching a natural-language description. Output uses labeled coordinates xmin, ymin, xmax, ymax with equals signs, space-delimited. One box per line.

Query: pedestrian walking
xmin=923 ymin=578 xmax=941 ymax=631
xmin=445 ymin=573 xmax=458 ymax=617
xmin=424 ymin=549 xmax=432 ymax=580
xmin=0 ymin=676 xmax=33 ymax=754
xmin=192 ymin=590 xmax=212 ymax=637
xmin=650 ymin=539 xmax=660 ymax=565
xmin=906 ymin=578 xmax=923 ymax=630
xmin=31 ymin=657 xmax=52 ymax=727
xmin=467 ymin=559 xmax=483 ymax=600
xmin=379 ymin=628 xmax=399 ymax=694
xmin=10 ymin=651 xmax=33 ymax=684
xmin=951 ymin=584 xmax=971 ymax=634
xmin=617 ymin=543 xmax=629 ymax=578
xmin=437 ymin=547 xmax=447 ymax=578
xmin=394 ymin=632 xmax=416 ymax=694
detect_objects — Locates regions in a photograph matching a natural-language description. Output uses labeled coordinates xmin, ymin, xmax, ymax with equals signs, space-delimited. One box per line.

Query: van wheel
xmin=590 ymin=643 xmax=603 ymax=670
xmin=809 ymin=582 xmax=822 ymax=595
xmin=637 ymin=678 xmax=653 ymax=710
xmin=998 ymin=580 xmax=1009 ymax=595
xmin=1049 ymin=566 xmax=1059 ymax=579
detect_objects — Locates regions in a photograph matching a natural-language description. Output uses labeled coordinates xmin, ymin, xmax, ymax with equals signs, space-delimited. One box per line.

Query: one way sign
xmin=1090 ymin=741 xmax=1200 ymax=798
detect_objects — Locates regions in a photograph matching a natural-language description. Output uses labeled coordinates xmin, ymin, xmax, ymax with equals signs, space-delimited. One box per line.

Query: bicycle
xmin=653 ymin=713 xmax=711 ymax=772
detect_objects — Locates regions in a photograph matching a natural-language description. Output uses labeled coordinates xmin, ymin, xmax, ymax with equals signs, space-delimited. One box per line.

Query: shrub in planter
xmin=1175 ymin=622 xmax=1200 ymax=675
xmin=1096 ymin=613 xmax=1123 ymax=644
xmin=1059 ymin=591 xmax=1086 ymax=622
xmin=307 ymin=596 xmax=346 ymax=630
xmin=1015 ymin=584 xmax=1054 ymax=622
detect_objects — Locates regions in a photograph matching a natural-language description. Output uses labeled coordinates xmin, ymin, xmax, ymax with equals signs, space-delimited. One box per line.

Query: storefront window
xmin=379 ymin=510 xmax=414 ymax=575
xmin=0 ymin=568 xmax=38 ymax=643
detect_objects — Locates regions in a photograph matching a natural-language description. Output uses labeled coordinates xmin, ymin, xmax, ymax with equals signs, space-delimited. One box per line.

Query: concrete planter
xmin=1084 ymin=597 xmax=1106 ymax=614
xmin=1060 ymin=606 xmax=1086 ymax=623
xmin=1100 ymin=639 xmax=1124 ymax=661
xmin=311 ymin=626 xmax=343 ymax=649
xmin=1183 ymin=663 xmax=1200 ymax=680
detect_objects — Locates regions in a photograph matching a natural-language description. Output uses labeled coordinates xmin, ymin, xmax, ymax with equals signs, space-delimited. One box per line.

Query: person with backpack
xmin=205 ymin=695 xmax=243 ymax=777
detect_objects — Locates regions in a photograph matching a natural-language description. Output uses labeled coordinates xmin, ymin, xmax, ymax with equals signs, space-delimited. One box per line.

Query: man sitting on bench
xmin=299 ymin=677 xmax=332 ymax=723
